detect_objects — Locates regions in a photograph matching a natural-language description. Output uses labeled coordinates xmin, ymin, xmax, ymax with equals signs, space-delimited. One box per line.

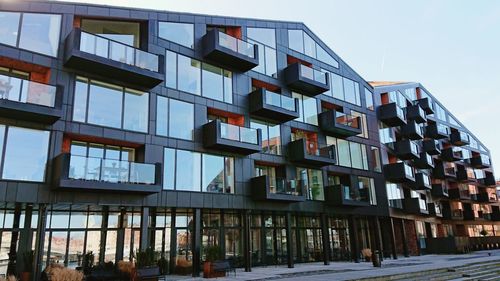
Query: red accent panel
xmin=73 ymin=16 xmax=81 ymax=28
xmin=251 ymin=79 xmax=280 ymax=92
xmin=207 ymin=108 xmax=245 ymax=126
xmin=0 ymin=57 xmax=51 ymax=83
xmin=321 ymin=100 xmax=342 ymax=111
xmin=64 ymin=133 xmax=144 ymax=148
xmin=381 ymin=93 xmax=389 ymax=105
xmin=287 ymin=55 xmax=313 ymax=67
xmin=226 ymin=26 xmax=242 ymax=39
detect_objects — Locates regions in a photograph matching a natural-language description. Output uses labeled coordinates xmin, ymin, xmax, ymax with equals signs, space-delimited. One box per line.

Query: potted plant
xmin=134 ymin=248 xmax=160 ymax=280
xmin=157 ymin=256 xmax=169 ymax=275
xmin=20 ymin=250 xmax=34 ymax=281
xmin=479 ymin=229 xmax=488 ymax=237
xmin=203 ymin=245 xmax=224 ymax=278
xmin=361 ymin=248 xmax=372 ymax=262
xmin=81 ymin=251 xmax=95 ymax=275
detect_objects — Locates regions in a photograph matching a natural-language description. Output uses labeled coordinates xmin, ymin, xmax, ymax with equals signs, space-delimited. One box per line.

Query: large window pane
xmin=0 ymin=12 xmax=20 ymax=47
xmin=123 ymin=90 xmax=148 ymax=133
xmin=247 ymin=28 xmax=276 ymax=47
xmin=223 ymin=70 xmax=232 ymax=104
xmin=202 ymin=64 xmax=223 ymax=101
xmin=158 ymin=22 xmax=194 ymax=48
xmin=303 ymin=32 xmax=316 ymax=58
xmin=169 ymin=99 xmax=194 ymax=140
xmin=302 ymin=95 xmax=318 ymax=125
xmin=165 ymin=50 xmax=177 ymax=89
xmin=2 ymin=127 xmax=50 ymax=181
xmin=202 ymin=154 xmax=224 ymax=193
xmin=224 ymin=158 xmax=234 ymax=194
xmin=337 ymin=139 xmax=351 ymax=167
xmin=73 ymin=79 xmax=88 ymax=122
xmin=288 ymin=30 xmax=303 ymax=53
xmin=350 ymin=142 xmax=363 ymax=170
xmin=156 ymin=96 xmax=169 ymax=136
xmin=81 ymin=19 xmax=139 ymax=47
xmin=88 ymin=81 xmax=123 ymax=129
xmin=176 ymin=150 xmax=201 ymax=191
xmin=330 ymin=73 xmax=344 ymax=100
xmin=178 ymin=55 xmax=201 ymax=95
xmin=19 ymin=13 xmax=61 ymax=57
xmin=163 ymin=148 xmax=175 ymax=190
xmin=308 ymin=169 xmax=324 ymax=201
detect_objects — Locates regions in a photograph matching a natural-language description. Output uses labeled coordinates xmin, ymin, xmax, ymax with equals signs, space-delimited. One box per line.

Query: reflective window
xmin=288 ymin=29 xmax=339 ymax=68
xmin=0 ymin=12 xmax=20 ymax=47
xmin=247 ymin=28 xmax=277 ymax=77
xmin=156 ymin=96 xmax=194 ymax=140
xmin=364 ymin=88 xmax=374 ymax=110
xmin=1 ymin=126 xmax=50 ymax=182
xmin=351 ymin=111 xmax=368 ymax=138
xmin=370 ymin=146 xmax=382 ymax=172
xmin=158 ymin=22 xmax=194 ymax=48
xmin=327 ymin=137 xmax=369 ymax=170
xmin=163 ymin=148 xmax=234 ymax=193
xmin=324 ymin=72 xmax=361 ymax=106
xmin=297 ymin=167 xmax=324 ymax=201
xmin=19 ymin=13 xmax=61 ymax=57
xmin=343 ymin=78 xmax=360 ymax=106
xmin=435 ymin=104 xmax=447 ymax=121
xmin=293 ymin=92 xmax=318 ymax=125
xmin=166 ymin=51 xmax=232 ymax=103
xmin=358 ymin=177 xmax=376 ymax=205
xmin=73 ymin=77 xmax=149 ymax=133
xmin=250 ymin=119 xmax=281 ymax=155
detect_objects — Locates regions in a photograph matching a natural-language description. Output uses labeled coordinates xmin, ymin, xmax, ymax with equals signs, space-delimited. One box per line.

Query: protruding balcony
xmin=0 ymin=74 xmax=62 ymax=124
xmin=203 ymin=119 xmax=261 ymax=155
xmin=478 ymin=172 xmax=496 ymax=186
xmin=52 ymin=153 xmax=161 ymax=193
xmin=202 ymin=29 xmax=259 ymax=72
xmin=477 ymin=192 xmax=498 ymax=204
xmin=388 ymin=140 xmax=419 ymax=160
xmin=422 ymin=139 xmax=441 ymax=155
xmin=283 ymin=63 xmax=329 ymax=96
xmin=64 ymin=28 xmax=163 ymax=90
xmin=378 ymin=102 xmax=406 ymax=127
xmin=442 ymin=208 xmax=464 ymax=220
xmin=415 ymin=98 xmax=434 ymax=115
xmin=413 ymin=152 xmax=434 ymax=169
xmin=425 ymin=123 xmax=449 ymax=140
xmin=251 ymin=175 xmax=305 ymax=202
xmin=428 ymin=203 xmax=443 ymax=217
xmin=433 ymin=161 xmax=456 ymax=179
xmin=448 ymin=188 xmax=471 ymax=200
xmin=492 ymin=207 xmax=500 ymax=221
xmin=404 ymin=198 xmax=429 ymax=215
xmin=383 ymin=162 xmax=415 ymax=184
xmin=405 ymin=104 xmax=427 ymax=124
xmin=463 ymin=208 xmax=476 ymax=221
xmin=441 ymin=147 xmax=463 ymax=162
xmin=287 ymin=139 xmax=336 ymax=167
xmin=318 ymin=110 xmax=362 ymax=137
xmin=249 ymin=89 xmax=299 ymax=123
xmin=413 ymin=172 xmax=432 ymax=190
xmin=450 ymin=131 xmax=470 ymax=146
xmin=469 ymin=155 xmax=490 ymax=169
xmin=456 ymin=167 xmax=477 ymax=183
xmin=324 ymin=184 xmax=371 ymax=207
xmin=400 ymin=121 xmax=424 ymax=140
xmin=431 ymin=183 xmax=449 ymax=198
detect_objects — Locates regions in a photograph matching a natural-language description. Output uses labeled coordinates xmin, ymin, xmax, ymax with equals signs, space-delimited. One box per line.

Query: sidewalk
xmin=164 ymin=249 xmax=500 ymax=281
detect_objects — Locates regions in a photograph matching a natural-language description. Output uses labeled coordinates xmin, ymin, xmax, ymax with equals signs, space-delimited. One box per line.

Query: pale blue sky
xmin=57 ymin=0 xmax=500 ymax=174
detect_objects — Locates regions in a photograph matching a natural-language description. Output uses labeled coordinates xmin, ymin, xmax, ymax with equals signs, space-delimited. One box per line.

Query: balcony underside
xmin=0 ymin=99 xmax=62 ymax=124
xmin=248 ymin=89 xmax=299 ymax=123
xmin=318 ymin=111 xmax=362 ymax=137
xmin=202 ymin=120 xmax=262 ymax=155
xmin=324 ymin=185 xmax=370 ymax=207
xmin=251 ymin=176 xmax=305 ymax=202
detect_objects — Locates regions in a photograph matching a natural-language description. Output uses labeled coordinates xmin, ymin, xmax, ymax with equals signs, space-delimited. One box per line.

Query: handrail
xmin=218 ymin=31 xmax=255 ymax=58
xmin=220 ymin=122 xmax=259 ymax=144
xmin=0 ymin=74 xmax=56 ymax=107
xmin=264 ymin=90 xmax=297 ymax=112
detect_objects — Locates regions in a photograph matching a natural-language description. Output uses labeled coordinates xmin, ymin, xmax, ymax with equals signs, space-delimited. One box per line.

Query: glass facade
xmin=158 ymin=22 xmax=194 ymax=48
xmin=250 ymin=120 xmax=281 ymax=155
xmin=156 ymin=96 xmax=194 ymax=140
xmin=73 ymin=77 xmax=149 ymax=133
xmin=327 ymin=137 xmax=369 ymax=170
xmin=247 ymin=28 xmax=277 ymax=77
xmin=293 ymin=92 xmax=318 ymax=125
xmin=324 ymin=72 xmax=361 ymax=106
xmin=288 ymin=30 xmax=339 ymax=68
xmin=165 ymin=51 xmax=232 ymax=103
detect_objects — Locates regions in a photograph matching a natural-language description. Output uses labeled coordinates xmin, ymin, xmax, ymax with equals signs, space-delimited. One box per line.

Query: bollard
xmin=372 ymin=250 xmax=382 ymax=267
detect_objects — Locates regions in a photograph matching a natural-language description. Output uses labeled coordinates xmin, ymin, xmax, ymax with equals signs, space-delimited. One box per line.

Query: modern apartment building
xmin=0 ymin=0 xmax=497 ymax=278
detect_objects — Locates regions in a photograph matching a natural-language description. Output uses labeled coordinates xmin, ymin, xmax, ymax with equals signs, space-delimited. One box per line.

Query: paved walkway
xmin=164 ymin=249 xmax=500 ymax=281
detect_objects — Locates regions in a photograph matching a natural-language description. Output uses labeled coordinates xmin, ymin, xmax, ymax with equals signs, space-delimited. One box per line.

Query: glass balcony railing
xmin=422 ymin=174 xmax=431 ymax=186
xmin=80 ymin=31 xmax=159 ymax=72
xmin=410 ymin=142 xmax=419 ymax=155
xmin=299 ymin=64 xmax=327 ymax=84
xmin=341 ymin=185 xmax=369 ymax=202
xmin=437 ymin=124 xmax=449 ymax=135
xmin=269 ymin=178 xmax=303 ymax=196
xmin=396 ymin=105 xmax=405 ymax=119
xmin=306 ymin=143 xmax=336 ymax=159
xmin=404 ymin=163 xmax=414 ymax=178
xmin=264 ymin=90 xmax=297 ymax=111
xmin=452 ymin=209 xmax=463 ymax=218
xmin=220 ymin=123 xmax=258 ymax=144
xmin=68 ymin=155 xmax=156 ymax=185
xmin=0 ymin=74 xmax=56 ymax=107
xmin=218 ymin=31 xmax=255 ymax=58
xmin=335 ymin=112 xmax=360 ymax=129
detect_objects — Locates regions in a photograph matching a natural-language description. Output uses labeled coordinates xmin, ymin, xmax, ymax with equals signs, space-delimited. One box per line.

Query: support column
xmin=400 ymin=219 xmax=409 ymax=257
xmin=115 ymin=209 xmax=126 ymax=262
xmin=17 ymin=204 xmax=33 ymax=275
xmin=374 ymin=217 xmax=383 ymax=262
xmin=99 ymin=206 xmax=109 ymax=264
xmin=33 ymin=204 xmax=48 ymax=281
xmin=285 ymin=212 xmax=294 ymax=268
xmin=243 ymin=210 xmax=251 ymax=272
xmin=389 ymin=218 xmax=398 ymax=259
xmin=191 ymin=208 xmax=201 ymax=277
xmin=321 ymin=214 xmax=330 ymax=265
xmin=348 ymin=216 xmax=360 ymax=263
xmin=7 ymin=204 xmax=22 ymax=275
xmin=139 ymin=207 xmax=150 ymax=251
xmin=149 ymin=208 xmax=156 ymax=249
xmin=169 ymin=210 xmax=177 ymax=274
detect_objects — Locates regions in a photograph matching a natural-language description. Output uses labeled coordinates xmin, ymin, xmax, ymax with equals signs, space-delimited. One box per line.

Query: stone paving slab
xmin=163 ymin=250 xmax=500 ymax=281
